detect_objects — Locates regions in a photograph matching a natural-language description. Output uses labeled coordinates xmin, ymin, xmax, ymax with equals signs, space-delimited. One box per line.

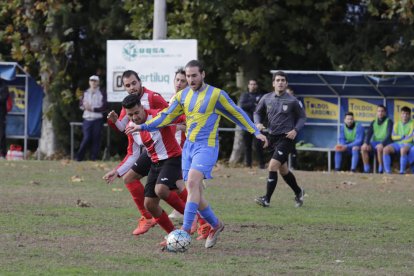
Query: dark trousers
xmin=0 ymin=112 xmax=6 ymax=157
xmin=76 ymin=118 xmax=103 ymax=161
xmin=242 ymin=131 xmax=265 ymax=168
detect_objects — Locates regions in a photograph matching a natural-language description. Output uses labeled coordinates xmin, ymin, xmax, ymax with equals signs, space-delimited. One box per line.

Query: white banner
xmin=106 ymin=39 xmax=197 ymax=102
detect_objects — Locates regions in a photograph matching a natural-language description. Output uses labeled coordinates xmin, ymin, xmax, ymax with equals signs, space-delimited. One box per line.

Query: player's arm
xmin=338 ymin=126 xmax=346 ymax=145
xmin=216 ymin=91 xmax=268 ymax=147
xmin=383 ymin=119 xmax=393 ymax=145
xmin=364 ymin=121 xmax=374 ymax=144
xmin=391 ymin=123 xmax=403 ymax=141
xmin=253 ymin=97 xmax=266 ymax=130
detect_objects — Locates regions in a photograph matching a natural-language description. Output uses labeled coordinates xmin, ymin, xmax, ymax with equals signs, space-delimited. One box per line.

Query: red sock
xmin=155 ymin=210 xmax=175 ymax=233
xmin=165 ymin=191 xmax=185 ymax=214
xmin=178 ymin=188 xmax=188 ymax=202
xmin=125 ymin=180 xmax=152 ymax=219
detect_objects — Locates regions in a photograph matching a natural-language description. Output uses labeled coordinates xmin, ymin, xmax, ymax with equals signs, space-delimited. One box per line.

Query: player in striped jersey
xmin=126 ymin=60 xmax=268 ymax=249
xmin=122 ymin=94 xmax=187 ymax=246
xmin=104 ymin=70 xmax=169 ymax=236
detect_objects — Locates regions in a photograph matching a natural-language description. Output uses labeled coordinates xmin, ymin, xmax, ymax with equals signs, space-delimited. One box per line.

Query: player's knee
xmin=155 ymin=184 xmax=169 ymax=199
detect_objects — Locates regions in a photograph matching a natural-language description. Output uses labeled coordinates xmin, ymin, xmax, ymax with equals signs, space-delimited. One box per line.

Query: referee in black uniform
xmin=254 ymin=71 xmax=306 ymax=207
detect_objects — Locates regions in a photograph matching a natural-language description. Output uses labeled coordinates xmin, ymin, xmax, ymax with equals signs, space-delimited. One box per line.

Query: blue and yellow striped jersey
xmin=141 ymin=84 xmax=260 ymax=147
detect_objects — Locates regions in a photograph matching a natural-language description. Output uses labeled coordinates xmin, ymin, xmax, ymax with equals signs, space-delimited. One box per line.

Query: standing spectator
xmin=76 ymin=75 xmax=107 ymax=161
xmin=383 ymin=106 xmax=413 ymax=174
xmin=254 ymin=71 xmax=306 ymax=208
xmin=334 ymin=112 xmax=365 ymax=172
xmin=0 ymin=79 xmax=10 ymax=159
xmin=360 ymin=105 xmax=393 ymax=173
xmin=239 ymin=79 xmax=266 ymax=169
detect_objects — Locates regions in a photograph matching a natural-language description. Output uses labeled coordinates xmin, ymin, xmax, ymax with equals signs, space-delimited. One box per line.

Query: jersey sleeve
xmin=141 ymin=95 xmax=183 ymax=132
xmin=216 ymin=91 xmax=260 ymax=135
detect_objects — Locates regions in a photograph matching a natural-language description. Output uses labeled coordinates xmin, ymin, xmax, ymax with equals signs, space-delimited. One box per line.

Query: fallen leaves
xmin=76 ymin=199 xmax=92 ymax=208
xmin=71 ymin=175 xmax=83 ymax=182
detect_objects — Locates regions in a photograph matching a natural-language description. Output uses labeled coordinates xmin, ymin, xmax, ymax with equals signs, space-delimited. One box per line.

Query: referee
xmin=254 ymin=71 xmax=306 ymax=207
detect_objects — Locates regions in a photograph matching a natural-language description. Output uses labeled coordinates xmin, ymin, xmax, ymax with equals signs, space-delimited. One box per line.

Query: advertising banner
xmin=303 ymin=97 xmax=338 ymax=121
xmin=107 ymin=39 xmax=197 ymax=102
xmin=347 ymin=98 xmax=382 ymax=122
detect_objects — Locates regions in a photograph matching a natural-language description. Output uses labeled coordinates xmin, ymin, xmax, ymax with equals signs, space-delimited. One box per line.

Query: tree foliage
xmin=1 ymin=0 xmax=414 ymax=156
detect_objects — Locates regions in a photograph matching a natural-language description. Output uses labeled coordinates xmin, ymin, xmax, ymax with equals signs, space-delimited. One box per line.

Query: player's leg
xmin=374 ymin=142 xmax=384 ymax=173
xmin=409 ymin=146 xmax=414 ymax=173
xmin=279 ymin=162 xmax=304 ymax=207
xmin=256 ymin=135 xmax=282 ymax=207
xmin=399 ymin=144 xmax=411 ymax=174
xmin=351 ymin=146 xmax=360 ymax=172
xmin=383 ymin=143 xmax=396 ymax=174
xmin=124 ymin=153 xmax=155 ymax=235
xmin=361 ymin=143 xmax=372 ymax=173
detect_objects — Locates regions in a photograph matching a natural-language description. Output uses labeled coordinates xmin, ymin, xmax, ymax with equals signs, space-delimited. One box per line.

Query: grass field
xmin=1 ymin=160 xmax=414 ymax=275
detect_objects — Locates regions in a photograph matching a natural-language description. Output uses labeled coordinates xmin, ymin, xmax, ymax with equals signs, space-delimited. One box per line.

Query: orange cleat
xmin=196 ymin=223 xmax=211 ymax=240
xmin=132 ymin=217 xmax=156 ymax=235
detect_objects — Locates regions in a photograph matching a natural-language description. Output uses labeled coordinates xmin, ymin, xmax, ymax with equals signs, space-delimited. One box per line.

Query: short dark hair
xmin=185 ymin=60 xmax=204 ymax=73
xmin=377 ymin=104 xmax=387 ymax=112
xmin=175 ymin=68 xmax=185 ymax=76
xmin=401 ymin=106 xmax=411 ymax=114
xmin=121 ymin=70 xmax=141 ymax=85
xmin=122 ymin=94 xmax=142 ymax=109
xmin=345 ymin=111 xmax=354 ymax=117
xmin=272 ymin=71 xmax=287 ymax=82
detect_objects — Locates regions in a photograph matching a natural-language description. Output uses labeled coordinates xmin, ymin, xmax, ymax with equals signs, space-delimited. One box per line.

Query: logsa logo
xmin=122 ymin=42 xmax=138 ymax=61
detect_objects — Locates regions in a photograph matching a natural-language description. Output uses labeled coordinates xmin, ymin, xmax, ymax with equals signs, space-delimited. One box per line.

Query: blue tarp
xmin=2 ymin=63 xmax=44 ymax=138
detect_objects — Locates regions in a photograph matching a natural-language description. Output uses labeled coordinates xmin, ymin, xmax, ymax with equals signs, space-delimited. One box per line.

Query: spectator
xmin=360 ymin=105 xmax=393 ymax=173
xmin=383 ymin=106 xmax=413 ymax=174
xmin=239 ymin=79 xmax=266 ymax=169
xmin=0 ymin=79 xmax=9 ymax=159
xmin=76 ymin=75 xmax=107 ymax=161
xmin=334 ymin=112 xmax=364 ymax=172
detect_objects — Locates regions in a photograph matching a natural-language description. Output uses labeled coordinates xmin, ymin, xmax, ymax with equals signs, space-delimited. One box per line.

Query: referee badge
xmin=282 ymin=104 xmax=288 ymax=111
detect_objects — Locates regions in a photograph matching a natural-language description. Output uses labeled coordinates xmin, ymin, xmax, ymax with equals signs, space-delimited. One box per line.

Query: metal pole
xmin=153 ymin=0 xmax=167 ymax=39
xmin=70 ymin=123 xmax=74 ymax=160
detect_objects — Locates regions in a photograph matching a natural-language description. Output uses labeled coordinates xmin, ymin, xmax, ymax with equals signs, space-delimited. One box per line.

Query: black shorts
xmin=144 ymin=156 xmax=182 ymax=198
xmin=131 ymin=151 xmax=152 ymax=177
xmin=268 ymin=134 xmax=295 ymax=164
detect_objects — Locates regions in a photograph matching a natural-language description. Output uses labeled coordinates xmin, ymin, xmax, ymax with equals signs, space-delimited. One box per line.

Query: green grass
xmin=1 ymin=160 xmax=414 ymax=275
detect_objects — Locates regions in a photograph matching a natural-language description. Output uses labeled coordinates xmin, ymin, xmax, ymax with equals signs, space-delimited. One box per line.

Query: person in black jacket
xmin=0 ymin=79 xmax=10 ymax=159
xmin=239 ymin=79 xmax=266 ymax=168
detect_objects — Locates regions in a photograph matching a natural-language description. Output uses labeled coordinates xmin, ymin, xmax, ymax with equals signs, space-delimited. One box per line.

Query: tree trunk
xmin=229 ymin=126 xmax=245 ymax=165
xmin=38 ymin=93 xmax=56 ymax=158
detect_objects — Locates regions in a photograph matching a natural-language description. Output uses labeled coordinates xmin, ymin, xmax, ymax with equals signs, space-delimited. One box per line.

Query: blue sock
xmin=400 ymin=155 xmax=408 ymax=174
xmin=182 ymin=201 xmax=199 ymax=232
xmin=199 ymin=205 xmax=219 ymax=228
xmin=351 ymin=150 xmax=359 ymax=171
xmin=334 ymin=152 xmax=342 ymax=170
xmin=363 ymin=164 xmax=370 ymax=173
xmin=378 ymin=164 xmax=383 ymax=173
xmin=383 ymin=154 xmax=391 ymax=173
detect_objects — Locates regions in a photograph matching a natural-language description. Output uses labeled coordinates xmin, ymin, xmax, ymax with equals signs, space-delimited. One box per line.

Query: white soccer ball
xmin=166 ymin=229 xmax=191 ymax=252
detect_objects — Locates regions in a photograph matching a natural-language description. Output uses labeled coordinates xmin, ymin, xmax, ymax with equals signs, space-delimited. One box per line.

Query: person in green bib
xmin=335 ymin=112 xmax=365 ymax=172
xmin=383 ymin=106 xmax=414 ymax=174
xmin=361 ymin=105 xmax=393 ymax=173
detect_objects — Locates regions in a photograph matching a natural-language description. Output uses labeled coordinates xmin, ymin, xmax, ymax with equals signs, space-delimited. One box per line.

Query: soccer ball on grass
xmin=166 ymin=229 xmax=191 ymax=252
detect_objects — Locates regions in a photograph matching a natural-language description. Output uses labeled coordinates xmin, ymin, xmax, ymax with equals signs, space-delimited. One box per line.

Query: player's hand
xmin=125 ymin=123 xmax=141 ymax=135
xmin=84 ymin=102 xmax=92 ymax=111
xmin=285 ymin=129 xmax=297 ymax=140
xmin=107 ymin=110 xmax=118 ymax=123
xmin=176 ymin=123 xmax=186 ymax=132
xmin=335 ymin=144 xmax=347 ymax=151
xmin=102 ymin=169 xmax=118 ymax=184
xmin=256 ymin=133 xmax=268 ymax=148
xmin=256 ymin=123 xmax=265 ymax=131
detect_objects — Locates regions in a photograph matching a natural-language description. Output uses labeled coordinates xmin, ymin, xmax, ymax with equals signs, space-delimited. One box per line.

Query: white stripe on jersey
xmin=115 ymin=92 xmax=152 ymax=132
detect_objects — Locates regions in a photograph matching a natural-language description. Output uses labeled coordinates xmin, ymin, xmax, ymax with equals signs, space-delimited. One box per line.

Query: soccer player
xmin=360 ymin=105 xmax=393 ymax=173
xmin=104 ymin=70 xmax=168 ymax=235
xmin=125 ymin=60 xmax=268 ymax=249
xmin=334 ymin=112 xmax=364 ymax=172
xmin=383 ymin=106 xmax=413 ymax=174
xmin=121 ymin=94 xmax=187 ymax=246
xmin=254 ymin=71 xmax=306 ymax=208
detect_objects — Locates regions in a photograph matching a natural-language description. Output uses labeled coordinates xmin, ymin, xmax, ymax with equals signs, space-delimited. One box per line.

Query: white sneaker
xmin=168 ymin=209 xmax=184 ymax=220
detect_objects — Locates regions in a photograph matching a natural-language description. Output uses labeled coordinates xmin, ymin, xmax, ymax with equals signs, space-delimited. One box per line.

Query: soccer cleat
xmin=132 ymin=217 xmax=157 ymax=235
xmin=205 ymin=220 xmax=224 ymax=248
xmin=168 ymin=209 xmax=184 ymax=220
xmin=190 ymin=218 xmax=198 ymax=234
xmin=255 ymin=196 xmax=270 ymax=207
xmin=295 ymin=189 xmax=305 ymax=207
xmin=196 ymin=223 xmax=211 ymax=240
